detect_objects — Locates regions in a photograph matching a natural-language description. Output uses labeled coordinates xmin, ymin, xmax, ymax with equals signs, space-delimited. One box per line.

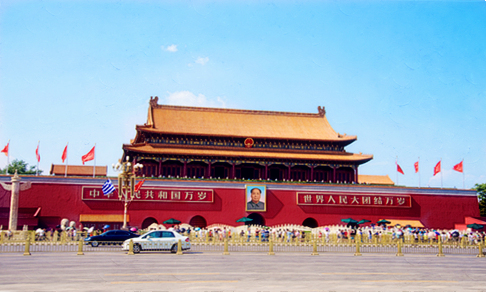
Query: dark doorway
xmin=160 ymin=161 xmax=182 ymax=177
xmin=214 ymin=167 xmax=225 ymax=178
xmin=268 ymin=165 xmax=286 ymax=180
xmin=302 ymin=217 xmax=318 ymax=228
xmin=247 ymin=213 xmax=266 ymax=226
xmin=141 ymin=217 xmax=158 ymax=229
xmin=189 ymin=215 xmax=207 ymax=228
xmin=241 ymin=167 xmax=256 ymax=179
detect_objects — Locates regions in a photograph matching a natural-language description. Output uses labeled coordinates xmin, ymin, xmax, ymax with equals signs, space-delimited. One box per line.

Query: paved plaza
xmin=1 ymin=251 xmax=485 ymax=292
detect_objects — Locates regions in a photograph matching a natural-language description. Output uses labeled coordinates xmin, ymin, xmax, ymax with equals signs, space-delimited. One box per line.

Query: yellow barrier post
xmin=127 ymin=239 xmax=134 ymax=255
xmin=77 ymin=240 xmax=84 ymax=256
xmin=61 ymin=231 xmax=67 ymax=245
xmin=223 ymin=238 xmax=230 ymax=255
xmin=396 ymin=238 xmax=404 ymax=257
xmin=176 ymin=239 xmax=183 ymax=255
xmin=476 ymin=242 xmax=485 ymax=258
xmin=461 ymin=236 xmax=466 ymax=248
xmin=354 ymin=235 xmax=362 ymax=256
xmin=436 ymin=236 xmax=445 ymax=257
xmin=23 ymin=237 xmax=31 ymax=256
xmin=268 ymin=238 xmax=275 ymax=255
xmin=311 ymin=240 xmax=319 ymax=256
xmin=0 ymin=231 xmax=3 ymax=244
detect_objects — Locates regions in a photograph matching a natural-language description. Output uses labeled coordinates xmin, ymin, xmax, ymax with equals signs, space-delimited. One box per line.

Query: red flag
xmin=453 ymin=161 xmax=463 ymax=173
xmin=414 ymin=161 xmax=419 ymax=173
xmin=134 ymin=179 xmax=145 ymax=193
xmin=396 ymin=163 xmax=404 ymax=175
xmin=81 ymin=146 xmax=95 ymax=165
xmin=1 ymin=143 xmax=8 ymax=156
xmin=35 ymin=143 xmax=40 ymax=162
xmin=62 ymin=145 xmax=68 ymax=163
xmin=433 ymin=161 xmax=441 ymax=176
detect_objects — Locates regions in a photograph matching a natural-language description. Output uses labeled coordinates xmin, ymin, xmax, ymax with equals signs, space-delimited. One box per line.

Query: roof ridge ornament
xmin=317 ymin=106 xmax=326 ymax=117
xmin=149 ymin=96 xmax=159 ymax=107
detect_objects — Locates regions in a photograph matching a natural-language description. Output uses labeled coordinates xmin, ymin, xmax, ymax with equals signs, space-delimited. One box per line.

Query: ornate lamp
xmin=112 ymin=157 xmax=143 ymax=229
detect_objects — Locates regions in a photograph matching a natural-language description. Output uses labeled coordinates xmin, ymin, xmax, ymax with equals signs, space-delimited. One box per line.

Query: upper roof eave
xmin=134 ymin=126 xmax=358 ymax=143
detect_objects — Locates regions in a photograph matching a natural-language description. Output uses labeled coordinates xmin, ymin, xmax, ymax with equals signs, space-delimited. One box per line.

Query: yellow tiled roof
xmin=50 ymin=164 xmax=107 ymax=176
xmin=358 ymin=174 xmax=394 ymax=185
xmin=144 ymin=100 xmax=356 ymax=142
xmin=123 ymin=143 xmax=373 ymax=163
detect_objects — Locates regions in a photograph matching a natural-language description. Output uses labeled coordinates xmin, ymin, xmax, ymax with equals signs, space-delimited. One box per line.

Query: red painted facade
xmin=0 ymin=175 xmax=479 ymax=230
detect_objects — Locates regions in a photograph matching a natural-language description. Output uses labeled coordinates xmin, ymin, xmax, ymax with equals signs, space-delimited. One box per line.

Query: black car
xmin=84 ymin=230 xmax=139 ymax=247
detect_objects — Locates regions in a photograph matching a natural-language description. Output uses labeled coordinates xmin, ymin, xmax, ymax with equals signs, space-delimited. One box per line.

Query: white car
xmin=122 ymin=230 xmax=191 ymax=254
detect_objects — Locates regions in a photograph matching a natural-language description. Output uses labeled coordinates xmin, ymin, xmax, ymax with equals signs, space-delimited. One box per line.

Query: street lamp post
xmin=112 ymin=157 xmax=143 ymax=230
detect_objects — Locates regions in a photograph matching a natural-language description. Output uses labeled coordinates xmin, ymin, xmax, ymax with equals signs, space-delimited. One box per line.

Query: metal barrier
xmin=0 ymin=230 xmax=484 ymax=257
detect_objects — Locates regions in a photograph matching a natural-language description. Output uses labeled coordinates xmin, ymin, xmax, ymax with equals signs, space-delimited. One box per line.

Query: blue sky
xmin=1 ymin=0 xmax=485 ymax=189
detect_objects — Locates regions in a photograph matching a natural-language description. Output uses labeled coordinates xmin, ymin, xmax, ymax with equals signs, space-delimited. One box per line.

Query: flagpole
xmin=418 ymin=157 xmax=420 ymax=188
xmin=440 ymin=158 xmax=443 ymax=189
xmin=36 ymin=141 xmax=40 ymax=176
xmin=395 ymin=156 xmax=398 ymax=185
xmin=6 ymin=140 xmax=9 ymax=175
xmin=462 ymin=159 xmax=465 ymax=189
xmin=93 ymin=143 xmax=96 ymax=178
xmin=64 ymin=143 xmax=68 ymax=177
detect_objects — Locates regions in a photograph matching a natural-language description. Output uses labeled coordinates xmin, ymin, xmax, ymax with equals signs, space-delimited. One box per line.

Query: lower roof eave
xmin=123 ymin=144 xmax=373 ymax=165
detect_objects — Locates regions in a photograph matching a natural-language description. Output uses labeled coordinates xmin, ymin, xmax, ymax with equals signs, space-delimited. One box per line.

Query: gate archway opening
xmin=302 ymin=217 xmax=318 ymax=228
xmin=247 ymin=213 xmax=266 ymax=226
xmin=189 ymin=215 xmax=207 ymax=228
xmin=141 ymin=217 xmax=158 ymax=229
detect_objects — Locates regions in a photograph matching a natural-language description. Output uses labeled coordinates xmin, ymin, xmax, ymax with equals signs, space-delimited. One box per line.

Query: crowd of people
xmin=2 ymin=222 xmax=485 ymax=246
xmin=183 ymin=224 xmax=486 ymax=246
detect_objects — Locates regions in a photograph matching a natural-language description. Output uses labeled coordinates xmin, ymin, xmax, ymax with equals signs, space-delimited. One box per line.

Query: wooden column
xmin=207 ymin=161 xmax=212 ymax=178
xmin=183 ymin=161 xmax=187 ymax=177
xmin=354 ymin=166 xmax=358 ymax=183
xmin=287 ymin=165 xmax=291 ymax=180
xmin=310 ymin=165 xmax=314 ymax=181
xmin=264 ymin=163 xmax=268 ymax=180
xmin=158 ymin=160 xmax=162 ymax=177
xmin=231 ymin=163 xmax=236 ymax=179
xmin=333 ymin=167 xmax=336 ymax=183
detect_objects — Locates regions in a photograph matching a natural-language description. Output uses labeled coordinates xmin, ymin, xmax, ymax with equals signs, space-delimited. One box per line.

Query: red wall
xmin=0 ymin=176 xmax=479 ymax=230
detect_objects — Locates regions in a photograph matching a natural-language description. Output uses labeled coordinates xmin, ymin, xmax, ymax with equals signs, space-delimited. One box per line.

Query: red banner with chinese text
xmin=296 ymin=192 xmax=411 ymax=208
xmin=82 ymin=186 xmax=214 ymax=203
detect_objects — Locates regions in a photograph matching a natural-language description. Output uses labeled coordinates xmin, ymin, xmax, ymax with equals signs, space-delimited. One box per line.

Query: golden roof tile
xmin=49 ymin=164 xmax=107 ymax=176
xmin=358 ymin=174 xmax=394 ymax=185
xmin=144 ymin=98 xmax=356 ymax=142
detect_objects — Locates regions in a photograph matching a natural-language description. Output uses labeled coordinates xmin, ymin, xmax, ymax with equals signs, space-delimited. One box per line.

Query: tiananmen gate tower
xmin=0 ymin=98 xmax=481 ymax=230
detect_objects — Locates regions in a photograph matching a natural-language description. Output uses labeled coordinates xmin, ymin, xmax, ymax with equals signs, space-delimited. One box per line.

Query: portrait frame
xmin=245 ymin=185 xmax=266 ymax=212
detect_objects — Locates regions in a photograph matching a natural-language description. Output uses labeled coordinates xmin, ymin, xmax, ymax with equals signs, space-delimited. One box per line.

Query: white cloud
xmin=164 ymin=91 xmax=226 ymax=108
xmin=162 ymin=44 xmax=178 ymax=52
xmin=195 ymin=57 xmax=209 ymax=65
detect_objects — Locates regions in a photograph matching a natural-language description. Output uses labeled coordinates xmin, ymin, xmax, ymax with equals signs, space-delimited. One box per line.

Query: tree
xmin=0 ymin=159 xmax=41 ymax=175
xmin=474 ymin=183 xmax=486 ymax=217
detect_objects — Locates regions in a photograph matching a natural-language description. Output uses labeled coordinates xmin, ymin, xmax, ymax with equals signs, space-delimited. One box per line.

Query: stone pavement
xmin=1 ymin=251 xmax=485 ymax=292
